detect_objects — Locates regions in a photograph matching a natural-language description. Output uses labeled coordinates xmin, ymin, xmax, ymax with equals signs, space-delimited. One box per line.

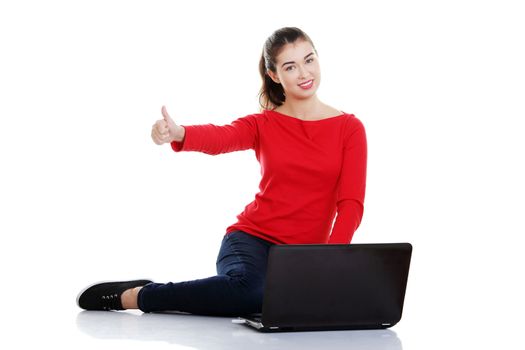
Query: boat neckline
xmin=266 ymin=109 xmax=347 ymax=122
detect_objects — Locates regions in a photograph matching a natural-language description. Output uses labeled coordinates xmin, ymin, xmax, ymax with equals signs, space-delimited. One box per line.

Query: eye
xmin=285 ymin=58 xmax=315 ymax=71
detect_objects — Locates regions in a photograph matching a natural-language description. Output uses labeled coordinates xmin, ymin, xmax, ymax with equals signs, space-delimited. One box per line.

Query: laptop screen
xmin=260 ymin=243 xmax=412 ymax=330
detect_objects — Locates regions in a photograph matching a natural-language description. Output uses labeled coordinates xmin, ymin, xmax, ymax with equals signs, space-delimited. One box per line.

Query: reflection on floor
xmin=76 ymin=310 xmax=403 ymax=350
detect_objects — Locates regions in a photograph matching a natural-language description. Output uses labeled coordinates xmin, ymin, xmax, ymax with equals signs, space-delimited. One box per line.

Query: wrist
xmin=172 ymin=125 xmax=185 ymax=142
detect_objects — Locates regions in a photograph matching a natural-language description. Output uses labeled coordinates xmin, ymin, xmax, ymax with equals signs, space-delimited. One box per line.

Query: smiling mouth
xmin=298 ymin=80 xmax=314 ymax=89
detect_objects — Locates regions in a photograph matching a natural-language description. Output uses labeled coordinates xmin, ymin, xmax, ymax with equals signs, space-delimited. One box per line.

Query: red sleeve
xmin=170 ymin=114 xmax=258 ymax=155
xmin=328 ymin=116 xmax=367 ymax=244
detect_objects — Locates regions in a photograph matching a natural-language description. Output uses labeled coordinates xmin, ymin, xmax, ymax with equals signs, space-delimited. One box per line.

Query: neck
xmin=279 ymin=95 xmax=324 ymax=120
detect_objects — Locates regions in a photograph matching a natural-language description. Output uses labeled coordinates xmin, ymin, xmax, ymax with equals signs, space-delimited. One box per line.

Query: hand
xmin=151 ymin=106 xmax=184 ymax=145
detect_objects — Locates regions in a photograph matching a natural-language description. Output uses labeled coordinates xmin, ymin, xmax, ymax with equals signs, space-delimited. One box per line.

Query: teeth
xmin=300 ymin=80 xmax=312 ymax=86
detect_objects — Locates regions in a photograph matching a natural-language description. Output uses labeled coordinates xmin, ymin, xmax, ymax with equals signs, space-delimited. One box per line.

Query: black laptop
xmin=237 ymin=243 xmax=412 ymax=332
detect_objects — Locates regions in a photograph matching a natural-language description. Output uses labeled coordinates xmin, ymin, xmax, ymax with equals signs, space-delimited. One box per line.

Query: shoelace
xmin=100 ymin=293 xmax=122 ymax=310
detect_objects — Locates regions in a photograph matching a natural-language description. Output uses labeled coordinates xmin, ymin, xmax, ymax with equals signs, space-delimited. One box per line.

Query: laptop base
xmin=237 ymin=317 xmax=396 ymax=333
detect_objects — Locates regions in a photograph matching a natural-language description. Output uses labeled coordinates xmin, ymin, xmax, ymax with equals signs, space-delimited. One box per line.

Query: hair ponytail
xmin=258 ymin=52 xmax=285 ymax=111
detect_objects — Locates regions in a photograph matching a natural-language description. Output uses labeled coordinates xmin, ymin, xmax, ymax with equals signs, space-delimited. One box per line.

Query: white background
xmin=1 ymin=0 xmax=524 ymax=348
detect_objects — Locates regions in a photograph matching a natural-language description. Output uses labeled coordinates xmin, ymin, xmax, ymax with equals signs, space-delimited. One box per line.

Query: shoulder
xmin=232 ymin=111 xmax=267 ymax=124
xmin=229 ymin=112 xmax=269 ymax=135
xmin=340 ymin=114 xmax=366 ymax=146
xmin=341 ymin=113 xmax=365 ymax=130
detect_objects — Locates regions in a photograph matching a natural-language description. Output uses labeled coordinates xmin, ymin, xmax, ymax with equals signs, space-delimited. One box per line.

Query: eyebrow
xmin=281 ymin=52 xmax=315 ymax=68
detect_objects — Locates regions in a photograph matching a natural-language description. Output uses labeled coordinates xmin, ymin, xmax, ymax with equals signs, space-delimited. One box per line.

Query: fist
xmin=151 ymin=106 xmax=181 ymax=145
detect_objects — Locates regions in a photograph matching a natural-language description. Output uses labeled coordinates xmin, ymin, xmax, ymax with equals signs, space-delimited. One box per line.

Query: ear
xmin=266 ymin=70 xmax=280 ymax=84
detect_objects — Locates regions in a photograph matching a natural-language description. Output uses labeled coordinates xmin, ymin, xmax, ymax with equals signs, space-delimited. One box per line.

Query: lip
xmin=298 ymin=79 xmax=314 ymax=89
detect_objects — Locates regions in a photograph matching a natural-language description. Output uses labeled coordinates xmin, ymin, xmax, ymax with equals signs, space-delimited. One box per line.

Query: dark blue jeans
xmin=137 ymin=230 xmax=275 ymax=316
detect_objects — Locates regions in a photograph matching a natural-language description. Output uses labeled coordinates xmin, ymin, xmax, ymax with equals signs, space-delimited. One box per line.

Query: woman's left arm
xmin=328 ymin=117 xmax=368 ymax=244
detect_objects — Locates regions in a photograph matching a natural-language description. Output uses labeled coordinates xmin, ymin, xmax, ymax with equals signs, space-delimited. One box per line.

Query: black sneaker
xmin=76 ymin=279 xmax=153 ymax=311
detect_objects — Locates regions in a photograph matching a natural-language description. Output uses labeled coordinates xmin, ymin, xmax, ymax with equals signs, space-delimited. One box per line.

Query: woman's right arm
xmin=151 ymin=106 xmax=258 ymax=155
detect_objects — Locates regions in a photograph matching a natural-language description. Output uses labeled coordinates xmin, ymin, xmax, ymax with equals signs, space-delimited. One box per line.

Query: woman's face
xmin=267 ymin=40 xmax=321 ymax=100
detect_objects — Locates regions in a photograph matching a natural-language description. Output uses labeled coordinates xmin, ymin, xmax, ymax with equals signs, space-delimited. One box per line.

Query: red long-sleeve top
xmin=171 ymin=109 xmax=367 ymax=244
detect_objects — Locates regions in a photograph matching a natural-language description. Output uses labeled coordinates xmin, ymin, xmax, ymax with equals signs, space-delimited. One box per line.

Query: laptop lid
xmin=258 ymin=243 xmax=412 ymax=331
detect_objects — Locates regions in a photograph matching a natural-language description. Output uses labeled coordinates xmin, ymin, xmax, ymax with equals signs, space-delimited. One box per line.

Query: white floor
xmin=1 ymin=296 xmax=521 ymax=349
xmin=75 ymin=310 xmax=401 ymax=349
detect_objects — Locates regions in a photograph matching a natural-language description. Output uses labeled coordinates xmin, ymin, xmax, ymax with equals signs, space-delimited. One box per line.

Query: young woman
xmin=77 ymin=27 xmax=367 ymax=316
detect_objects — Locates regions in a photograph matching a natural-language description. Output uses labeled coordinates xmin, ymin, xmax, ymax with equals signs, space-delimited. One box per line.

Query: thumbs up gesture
xmin=151 ymin=106 xmax=185 ymax=145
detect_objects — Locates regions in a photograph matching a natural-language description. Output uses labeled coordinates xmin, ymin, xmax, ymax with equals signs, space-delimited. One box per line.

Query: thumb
xmin=161 ymin=105 xmax=175 ymax=125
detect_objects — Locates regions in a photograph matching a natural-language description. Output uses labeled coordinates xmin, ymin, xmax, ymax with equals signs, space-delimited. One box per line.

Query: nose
xmin=298 ymin=65 xmax=308 ymax=78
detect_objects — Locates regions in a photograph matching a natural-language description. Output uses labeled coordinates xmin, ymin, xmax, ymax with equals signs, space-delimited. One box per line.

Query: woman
xmin=77 ymin=27 xmax=367 ymax=316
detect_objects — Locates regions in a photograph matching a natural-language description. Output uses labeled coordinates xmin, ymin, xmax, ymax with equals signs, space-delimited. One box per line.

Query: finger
xmin=151 ymin=130 xmax=163 ymax=145
xmin=152 ymin=126 xmax=163 ymax=140
xmin=155 ymin=131 xmax=170 ymax=144
xmin=159 ymin=127 xmax=169 ymax=137
xmin=153 ymin=121 xmax=164 ymax=130
xmin=155 ymin=120 xmax=168 ymax=133
xmin=161 ymin=105 xmax=173 ymax=124
xmin=152 ymin=127 xmax=167 ymax=141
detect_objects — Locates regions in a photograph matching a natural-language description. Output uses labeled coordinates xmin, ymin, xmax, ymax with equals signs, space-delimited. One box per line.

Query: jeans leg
xmin=137 ymin=231 xmax=274 ymax=316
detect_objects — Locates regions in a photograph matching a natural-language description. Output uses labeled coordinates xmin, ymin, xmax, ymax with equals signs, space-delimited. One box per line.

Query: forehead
xmin=275 ymin=40 xmax=315 ymax=63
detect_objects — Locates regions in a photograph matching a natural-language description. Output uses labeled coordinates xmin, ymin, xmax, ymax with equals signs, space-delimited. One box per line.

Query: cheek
xmin=281 ymin=74 xmax=297 ymax=88
xmin=313 ymin=64 xmax=321 ymax=76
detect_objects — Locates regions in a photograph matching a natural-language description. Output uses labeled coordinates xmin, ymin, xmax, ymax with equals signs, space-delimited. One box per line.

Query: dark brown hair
xmin=258 ymin=27 xmax=318 ymax=112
